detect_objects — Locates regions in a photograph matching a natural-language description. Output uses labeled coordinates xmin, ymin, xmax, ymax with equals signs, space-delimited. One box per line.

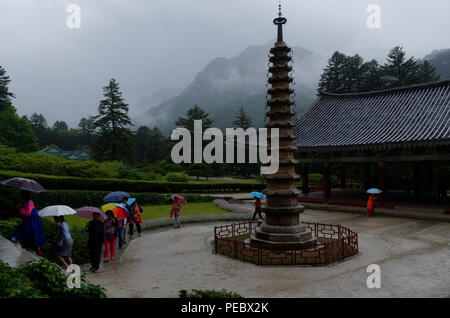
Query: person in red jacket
xmin=252 ymin=198 xmax=263 ymax=220
xmin=367 ymin=194 xmax=377 ymax=216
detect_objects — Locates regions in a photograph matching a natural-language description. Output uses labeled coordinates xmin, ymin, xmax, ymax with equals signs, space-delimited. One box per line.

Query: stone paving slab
xmin=86 ymin=209 xmax=450 ymax=298
xmin=301 ymin=202 xmax=450 ymax=223
xmin=0 ymin=236 xmax=38 ymax=268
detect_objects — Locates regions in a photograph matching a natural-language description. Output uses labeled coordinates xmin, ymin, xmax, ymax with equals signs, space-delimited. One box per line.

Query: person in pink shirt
xmin=12 ymin=190 xmax=46 ymax=256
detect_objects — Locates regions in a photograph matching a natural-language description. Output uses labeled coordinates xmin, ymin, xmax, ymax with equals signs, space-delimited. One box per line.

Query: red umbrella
xmin=171 ymin=194 xmax=187 ymax=205
xmin=76 ymin=206 xmax=106 ymax=219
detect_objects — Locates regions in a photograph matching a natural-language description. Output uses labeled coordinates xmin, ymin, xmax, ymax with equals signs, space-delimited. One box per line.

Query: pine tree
xmin=360 ymin=59 xmax=384 ymax=92
xmin=175 ymin=105 xmax=213 ymax=134
xmin=0 ymin=107 xmax=39 ymax=152
xmin=416 ymin=60 xmax=441 ymax=83
xmin=318 ymin=51 xmax=347 ymax=93
xmin=0 ymin=66 xmax=38 ymax=152
xmin=0 ymin=66 xmax=15 ymax=113
xmin=93 ymin=79 xmax=134 ymax=162
xmin=78 ymin=116 xmax=96 ymax=148
xmin=342 ymin=54 xmax=366 ymax=93
xmin=233 ymin=106 xmax=253 ymax=130
xmin=52 ymin=120 xmax=69 ymax=133
xmin=382 ymin=46 xmax=419 ymax=88
xmin=135 ymin=126 xmax=168 ymax=163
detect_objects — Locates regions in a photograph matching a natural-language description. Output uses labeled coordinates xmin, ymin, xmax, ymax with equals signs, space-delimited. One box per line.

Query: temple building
xmin=293 ymin=80 xmax=450 ymax=209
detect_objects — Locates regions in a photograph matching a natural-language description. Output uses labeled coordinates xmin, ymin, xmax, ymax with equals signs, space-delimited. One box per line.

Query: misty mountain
xmin=136 ymin=41 xmax=326 ymax=135
xmin=422 ymin=49 xmax=450 ymax=80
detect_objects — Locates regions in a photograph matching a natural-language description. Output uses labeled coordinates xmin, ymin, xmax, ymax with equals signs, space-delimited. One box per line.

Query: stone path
xmin=86 ymin=209 xmax=450 ymax=298
xmin=0 ymin=236 xmax=38 ymax=268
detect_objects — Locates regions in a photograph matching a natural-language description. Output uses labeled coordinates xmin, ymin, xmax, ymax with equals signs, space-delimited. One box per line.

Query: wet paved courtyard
xmin=87 ymin=209 xmax=450 ymax=298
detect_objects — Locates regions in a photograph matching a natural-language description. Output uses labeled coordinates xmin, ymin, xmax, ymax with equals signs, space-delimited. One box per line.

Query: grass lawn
xmin=42 ymin=202 xmax=229 ymax=229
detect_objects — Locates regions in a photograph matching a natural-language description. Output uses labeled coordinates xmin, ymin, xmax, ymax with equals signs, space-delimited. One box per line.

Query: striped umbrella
xmin=101 ymin=203 xmax=129 ymax=219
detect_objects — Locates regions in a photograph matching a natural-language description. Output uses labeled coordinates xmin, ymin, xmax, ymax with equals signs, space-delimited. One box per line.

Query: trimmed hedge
xmin=33 ymin=190 xmax=232 ymax=210
xmin=0 ymin=170 xmax=265 ymax=193
xmin=0 ymin=187 xmax=233 ymax=218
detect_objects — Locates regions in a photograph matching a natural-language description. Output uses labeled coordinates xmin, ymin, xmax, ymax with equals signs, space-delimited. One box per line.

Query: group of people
xmin=85 ymin=197 xmax=144 ymax=273
xmin=11 ymin=191 xmax=147 ymax=272
xmin=11 ymin=190 xmax=188 ymax=272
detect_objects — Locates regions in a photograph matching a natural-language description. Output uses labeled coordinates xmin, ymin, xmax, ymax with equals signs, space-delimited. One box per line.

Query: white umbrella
xmin=38 ymin=205 xmax=77 ymax=217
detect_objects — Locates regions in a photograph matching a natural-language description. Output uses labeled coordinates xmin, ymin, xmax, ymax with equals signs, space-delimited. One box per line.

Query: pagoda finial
xmin=273 ymin=1 xmax=287 ymax=42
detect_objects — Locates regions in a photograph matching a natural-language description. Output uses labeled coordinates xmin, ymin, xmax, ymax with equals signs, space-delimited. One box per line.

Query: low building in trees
xmin=294 ymin=80 xmax=450 ymax=209
xmin=38 ymin=145 xmax=91 ymax=160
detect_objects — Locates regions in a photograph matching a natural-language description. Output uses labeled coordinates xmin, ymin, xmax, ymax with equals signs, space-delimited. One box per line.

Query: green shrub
xmin=141 ymin=164 xmax=166 ymax=176
xmin=0 ymin=146 xmax=125 ymax=178
xmin=19 ymin=258 xmax=106 ymax=298
xmin=0 ymin=260 xmax=46 ymax=298
xmin=0 ymin=259 xmax=106 ymax=298
xmin=116 ymin=166 xmax=144 ymax=180
xmin=0 ymin=219 xmax=19 ymax=238
xmin=165 ymin=172 xmax=189 ymax=183
xmin=0 ymin=170 xmax=264 ymax=194
xmin=179 ymin=289 xmax=243 ymax=298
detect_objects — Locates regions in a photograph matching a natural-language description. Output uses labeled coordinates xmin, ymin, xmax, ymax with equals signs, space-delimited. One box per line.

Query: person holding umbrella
xmin=170 ymin=195 xmax=187 ymax=229
xmin=103 ymin=211 xmax=118 ymax=262
xmin=11 ymin=190 xmax=46 ymax=256
xmin=250 ymin=192 xmax=266 ymax=221
xmin=85 ymin=212 xmax=105 ymax=273
xmin=38 ymin=205 xmax=77 ymax=268
xmin=128 ymin=198 xmax=143 ymax=238
xmin=101 ymin=202 xmax=129 ymax=249
xmin=53 ymin=216 xmax=73 ymax=269
xmin=366 ymin=188 xmax=382 ymax=217
xmin=2 ymin=178 xmax=46 ymax=256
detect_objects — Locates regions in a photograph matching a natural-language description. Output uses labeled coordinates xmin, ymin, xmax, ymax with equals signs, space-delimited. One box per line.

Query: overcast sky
xmin=1 ymin=0 xmax=449 ymax=127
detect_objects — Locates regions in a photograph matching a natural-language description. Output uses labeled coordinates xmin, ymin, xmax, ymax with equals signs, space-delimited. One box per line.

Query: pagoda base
xmin=250 ymin=222 xmax=318 ymax=250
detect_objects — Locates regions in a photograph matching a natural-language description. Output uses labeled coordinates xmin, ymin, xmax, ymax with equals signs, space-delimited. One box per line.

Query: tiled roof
xmin=293 ymin=80 xmax=450 ymax=151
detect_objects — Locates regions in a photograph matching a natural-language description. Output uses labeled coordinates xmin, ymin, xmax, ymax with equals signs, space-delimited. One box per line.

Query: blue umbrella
xmin=127 ymin=198 xmax=136 ymax=206
xmin=103 ymin=191 xmax=130 ymax=203
xmin=366 ymin=188 xmax=382 ymax=194
xmin=250 ymin=191 xmax=266 ymax=200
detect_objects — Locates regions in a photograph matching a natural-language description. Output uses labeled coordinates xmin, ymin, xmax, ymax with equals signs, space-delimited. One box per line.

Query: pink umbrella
xmin=76 ymin=206 xmax=106 ymax=219
xmin=171 ymin=194 xmax=187 ymax=205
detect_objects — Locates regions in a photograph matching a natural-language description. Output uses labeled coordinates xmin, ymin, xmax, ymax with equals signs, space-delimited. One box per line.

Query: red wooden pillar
xmin=323 ymin=163 xmax=331 ymax=201
xmin=377 ymin=161 xmax=386 ymax=206
xmin=302 ymin=164 xmax=309 ymax=194
xmin=340 ymin=164 xmax=346 ymax=189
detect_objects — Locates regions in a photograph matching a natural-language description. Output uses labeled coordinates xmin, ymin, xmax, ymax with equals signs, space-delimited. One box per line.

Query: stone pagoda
xmin=251 ymin=5 xmax=316 ymax=247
